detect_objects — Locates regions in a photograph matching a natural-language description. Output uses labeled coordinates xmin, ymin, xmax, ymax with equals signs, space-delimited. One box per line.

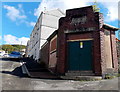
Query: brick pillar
xmin=100 ymin=30 xmax=107 ymax=75
xmin=56 ymin=18 xmax=66 ymax=75
xmin=93 ymin=31 xmax=102 ymax=75
xmin=111 ymin=31 xmax=118 ymax=73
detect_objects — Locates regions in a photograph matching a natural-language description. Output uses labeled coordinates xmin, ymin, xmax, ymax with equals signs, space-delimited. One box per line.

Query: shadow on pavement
xmin=1 ymin=57 xmax=63 ymax=80
xmin=22 ymin=58 xmax=63 ymax=80
xmin=1 ymin=66 xmax=28 ymax=78
xmin=1 ymin=57 xmax=21 ymax=62
xmin=1 ymin=66 xmax=62 ymax=80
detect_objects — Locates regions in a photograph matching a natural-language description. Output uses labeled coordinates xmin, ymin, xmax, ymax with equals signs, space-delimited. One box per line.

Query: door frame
xmin=66 ymin=38 xmax=94 ymax=72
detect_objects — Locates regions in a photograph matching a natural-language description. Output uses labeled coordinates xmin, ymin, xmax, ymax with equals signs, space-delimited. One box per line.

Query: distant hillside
xmin=0 ymin=44 xmax=26 ymax=53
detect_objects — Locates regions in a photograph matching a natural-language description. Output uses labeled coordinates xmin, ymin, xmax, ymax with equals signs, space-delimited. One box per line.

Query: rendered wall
xmin=40 ymin=10 xmax=65 ymax=47
xmin=104 ymin=29 xmax=113 ymax=68
xmin=27 ymin=9 xmax=64 ymax=61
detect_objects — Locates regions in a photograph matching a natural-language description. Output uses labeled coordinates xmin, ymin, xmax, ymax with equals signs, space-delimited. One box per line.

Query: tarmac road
xmin=0 ymin=57 xmax=119 ymax=91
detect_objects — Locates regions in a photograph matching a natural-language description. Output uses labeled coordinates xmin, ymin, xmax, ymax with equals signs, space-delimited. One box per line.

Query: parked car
xmin=3 ymin=53 xmax=9 ymax=57
xmin=8 ymin=51 xmax=22 ymax=59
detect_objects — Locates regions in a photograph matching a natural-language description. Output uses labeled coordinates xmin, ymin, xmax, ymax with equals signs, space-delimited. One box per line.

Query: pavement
xmin=0 ymin=57 xmax=119 ymax=91
xmin=21 ymin=57 xmax=60 ymax=79
xmin=21 ymin=58 xmax=103 ymax=81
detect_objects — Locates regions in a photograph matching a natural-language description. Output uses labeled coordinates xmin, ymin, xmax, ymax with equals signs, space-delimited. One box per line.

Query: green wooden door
xmin=68 ymin=40 xmax=93 ymax=71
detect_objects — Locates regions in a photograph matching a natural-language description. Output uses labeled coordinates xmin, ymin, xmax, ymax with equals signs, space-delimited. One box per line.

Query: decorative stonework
xmin=65 ymin=27 xmax=96 ymax=33
xmin=71 ymin=16 xmax=87 ymax=24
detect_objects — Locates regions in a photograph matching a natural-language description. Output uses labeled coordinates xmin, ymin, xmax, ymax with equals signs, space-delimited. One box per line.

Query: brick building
xmin=116 ymin=38 xmax=120 ymax=72
xmin=41 ymin=6 xmax=118 ymax=77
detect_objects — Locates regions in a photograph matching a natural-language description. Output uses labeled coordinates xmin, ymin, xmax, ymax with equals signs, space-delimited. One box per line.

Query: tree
xmin=12 ymin=45 xmax=26 ymax=51
xmin=2 ymin=45 xmax=14 ymax=53
xmin=92 ymin=0 xmax=100 ymax=12
xmin=1 ymin=44 xmax=26 ymax=53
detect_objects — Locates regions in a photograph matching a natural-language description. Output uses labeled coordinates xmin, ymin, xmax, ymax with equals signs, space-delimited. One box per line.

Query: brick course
xmin=111 ymin=31 xmax=118 ymax=72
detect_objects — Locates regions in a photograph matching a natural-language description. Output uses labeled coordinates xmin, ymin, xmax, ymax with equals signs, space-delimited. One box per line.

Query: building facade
xmin=41 ymin=6 xmax=118 ymax=77
xmin=26 ymin=9 xmax=65 ymax=61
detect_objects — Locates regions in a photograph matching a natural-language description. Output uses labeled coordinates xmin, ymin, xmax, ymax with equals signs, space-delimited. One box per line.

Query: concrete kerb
xmin=60 ymin=76 xmax=102 ymax=81
xmin=20 ymin=60 xmax=31 ymax=76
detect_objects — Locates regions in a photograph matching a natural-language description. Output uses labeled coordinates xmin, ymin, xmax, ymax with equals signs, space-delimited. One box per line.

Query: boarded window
xmin=104 ymin=30 xmax=113 ymax=68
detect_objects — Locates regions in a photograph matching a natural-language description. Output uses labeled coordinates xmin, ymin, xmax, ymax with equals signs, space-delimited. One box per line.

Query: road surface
xmin=0 ymin=57 xmax=119 ymax=91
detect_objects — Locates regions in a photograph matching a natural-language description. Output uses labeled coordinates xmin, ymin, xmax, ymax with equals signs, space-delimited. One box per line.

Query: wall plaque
xmin=71 ymin=16 xmax=87 ymax=24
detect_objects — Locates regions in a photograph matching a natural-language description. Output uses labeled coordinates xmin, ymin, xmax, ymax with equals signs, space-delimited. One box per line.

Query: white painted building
xmin=26 ymin=9 xmax=65 ymax=62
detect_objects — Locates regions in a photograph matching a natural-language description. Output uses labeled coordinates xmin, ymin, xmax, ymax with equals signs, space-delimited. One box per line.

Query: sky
xmin=0 ymin=0 xmax=120 ymax=45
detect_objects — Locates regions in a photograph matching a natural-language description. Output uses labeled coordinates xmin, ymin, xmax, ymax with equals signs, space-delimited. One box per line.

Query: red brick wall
xmin=92 ymin=31 xmax=102 ymax=75
xmin=57 ymin=25 xmax=66 ymax=74
xmin=49 ymin=52 xmax=57 ymax=72
xmin=100 ymin=29 xmax=107 ymax=74
xmin=67 ymin=33 xmax=93 ymax=40
xmin=49 ymin=36 xmax=57 ymax=72
xmin=40 ymin=6 xmax=118 ymax=76
xmin=100 ymin=29 xmax=118 ymax=75
xmin=111 ymin=31 xmax=118 ymax=72
xmin=40 ymin=42 xmax=49 ymax=67
xmin=50 ymin=37 xmax=57 ymax=52
xmin=56 ymin=6 xmax=101 ymax=75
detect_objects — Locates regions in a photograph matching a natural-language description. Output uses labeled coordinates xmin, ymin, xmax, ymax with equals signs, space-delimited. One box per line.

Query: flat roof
xmin=103 ymin=23 xmax=119 ymax=31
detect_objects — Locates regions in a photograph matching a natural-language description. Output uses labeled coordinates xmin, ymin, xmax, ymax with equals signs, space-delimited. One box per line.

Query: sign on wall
xmin=80 ymin=42 xmax=83 ymax=48
xmin=71 ymin=16 xmax=87 ymax=24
